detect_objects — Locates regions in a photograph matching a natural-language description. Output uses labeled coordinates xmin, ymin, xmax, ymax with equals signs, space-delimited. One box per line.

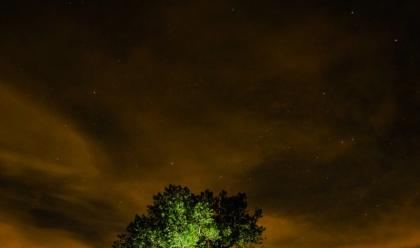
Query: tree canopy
xmin=113 ymin=185 xmax=265 ymax=248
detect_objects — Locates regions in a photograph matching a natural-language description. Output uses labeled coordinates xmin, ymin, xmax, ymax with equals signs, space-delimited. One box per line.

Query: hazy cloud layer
xmin=0 ymin=1 xmax=419 ymax=247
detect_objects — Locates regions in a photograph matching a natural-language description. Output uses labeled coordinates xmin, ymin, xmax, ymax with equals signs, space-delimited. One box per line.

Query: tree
xmin=113 ymin=185 xmax=265 ymax=248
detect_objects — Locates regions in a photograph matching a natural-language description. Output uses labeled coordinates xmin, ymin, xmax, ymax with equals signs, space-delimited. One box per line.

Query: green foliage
xmin=113 ymin=185 xmax=265 ymax=248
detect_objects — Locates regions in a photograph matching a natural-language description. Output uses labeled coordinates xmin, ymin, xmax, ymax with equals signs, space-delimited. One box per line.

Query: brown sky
xmin=0 ymin=1 xmax=420 ymax=247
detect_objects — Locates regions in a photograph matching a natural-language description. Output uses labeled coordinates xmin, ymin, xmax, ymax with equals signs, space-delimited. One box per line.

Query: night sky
xmin=1 ymin=1 xmax=420 ymax=247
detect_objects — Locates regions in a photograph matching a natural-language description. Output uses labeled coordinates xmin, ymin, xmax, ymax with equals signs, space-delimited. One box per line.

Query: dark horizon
xmin=1 ymin=1 xmax=419 ymax=247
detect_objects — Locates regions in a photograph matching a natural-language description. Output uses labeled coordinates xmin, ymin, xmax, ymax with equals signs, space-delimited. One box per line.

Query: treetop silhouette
xmin=113 ymin=185 xmax=265 ymax=248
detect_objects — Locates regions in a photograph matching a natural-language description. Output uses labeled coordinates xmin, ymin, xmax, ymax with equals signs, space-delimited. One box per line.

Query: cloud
xmin=0 ymin=85 xmax=125 ymax=247
xmin=0 ymin=220 xmax=93 ymax=248
xmin=0 ymin=1 xmax=419 ymax=248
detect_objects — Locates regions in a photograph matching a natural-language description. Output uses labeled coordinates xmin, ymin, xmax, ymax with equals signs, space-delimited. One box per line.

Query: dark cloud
xmin=0 ymin=1 xmax=419 ymax=248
